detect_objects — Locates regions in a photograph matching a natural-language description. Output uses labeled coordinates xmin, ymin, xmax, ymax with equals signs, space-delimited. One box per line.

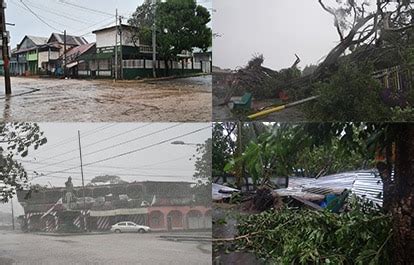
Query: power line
xmin=40 ymin=125 xmax=210 ymax=178
xmin=54 ymin=0 xmax=113 ymax=17
xmin=31 ymin=123 xmax=117 ymax=154
xmin=72 ymin=17 xmax=115 ymax=37
xmin=19 ymin=153 xmax=192 ymax=172
xmin=27 ymin=123 xmax=152 ymax=162
xmin=18 ymin=0 xmax=62 ymax=31
xmin=32 ymin=124 xmax=182 ymax=171
xmin=31 ymin=172 xmax=193 ymax=182
xmin=24 ymin=0 xmax=92 ymax=24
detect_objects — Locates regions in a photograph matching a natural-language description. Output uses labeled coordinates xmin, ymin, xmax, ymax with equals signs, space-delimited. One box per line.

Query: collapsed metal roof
xmin=212 ymin=183 xmax=239 ymax=201
xmin=281 ymin=170 xmax=383 ymax=206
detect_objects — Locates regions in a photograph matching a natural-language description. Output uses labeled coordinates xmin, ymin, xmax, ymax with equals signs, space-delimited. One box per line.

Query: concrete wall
xmin=148 ymin=206 xmax=211 ymax=231
xmin=96 ymin=28 xmax=135 ymax=48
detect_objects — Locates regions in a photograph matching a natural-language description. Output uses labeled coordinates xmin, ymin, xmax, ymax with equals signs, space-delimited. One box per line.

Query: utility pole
xmin=114 ymin=9 xmax=118 ymax=80
xmin=1 ymin=0 xmax=11 ymax=94
xmin=78 ymin=130 xmax=87 ymax=231
xmin=151 ymin=0 xmax=157 ymax=78
xmin=63 ymin=30 xmax=67 ymax=78
xmin=119 ymin=16 xmax=123 ymax=80
xmin=10 ymin=199 xmax=15 ymax=230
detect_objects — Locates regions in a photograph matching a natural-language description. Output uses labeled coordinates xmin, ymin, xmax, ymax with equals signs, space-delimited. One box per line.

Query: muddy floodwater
xmin=0 ymin=76 xmax=211 ymax=122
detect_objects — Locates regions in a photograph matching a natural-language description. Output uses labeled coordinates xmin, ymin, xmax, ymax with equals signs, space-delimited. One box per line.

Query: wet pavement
xmin=0 ymin=230 xmax=211 ymax=265
xmin=0 ymin=76 xmax=212 ymax=122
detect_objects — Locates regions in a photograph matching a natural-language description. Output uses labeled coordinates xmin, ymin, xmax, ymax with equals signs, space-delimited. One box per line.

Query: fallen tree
xmin=226 ymin=1 xmax=414 ymax=103
xmin=215 ymin=195 xmax=392 ymax=264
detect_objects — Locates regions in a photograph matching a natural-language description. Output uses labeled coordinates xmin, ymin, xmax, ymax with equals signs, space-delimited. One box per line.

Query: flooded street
xmin=0 ymin=230 xmax=211 ymax=265
xmin=0 ymin=76 xmax=212 ymax=122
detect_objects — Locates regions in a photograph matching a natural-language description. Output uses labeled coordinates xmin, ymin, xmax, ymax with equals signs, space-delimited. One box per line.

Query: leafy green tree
xmin=89 ymin=175 xmax=127 ymax=185
xmin=295 ymin=140 xmax=369 ymax=178
xmin=212 ymin=123 xmax=234 ymax=179
xmin=128 ymin=0 xmax=212 ymax=74
xmin=191 ymin=138 xmax=211 ymax=206
xmin=225 ymin=124 xmax=310 ymax=186
xmin=0 ymin=123 xmax=47 ymax=202
xmin=193 ymin=138 xmax=212 ymax=183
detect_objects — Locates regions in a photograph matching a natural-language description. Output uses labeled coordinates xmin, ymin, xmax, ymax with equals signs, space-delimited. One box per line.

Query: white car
xmin=110 ymin=222 xmax=151 ymax=233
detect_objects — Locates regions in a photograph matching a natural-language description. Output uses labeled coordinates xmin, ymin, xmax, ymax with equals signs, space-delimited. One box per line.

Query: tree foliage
xmin=0 ymin=123 xmax=47 ymax=202
xmin=193 ymin=138 xmax=212 ymax=183
xmin=306 ymin=61 xmax=389 ymax=121
xmin=89 ymin=175 xmax=127 ymax=185
xmin=231 ymin=196 xmax=392 ymax=264
xmin=128 ymin=0 xmax=212 ymax=63
xmin=224 ymin=123 xmax=371 ymax=184
xmin=212 ymin=123 xmax=235 ymax=178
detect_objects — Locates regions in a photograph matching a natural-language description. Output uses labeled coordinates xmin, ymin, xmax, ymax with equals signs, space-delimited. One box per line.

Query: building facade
xmin=16 ymin=180 xmax=210 ymax=233
xmin=11 ymin=33 xmax=88 ymax=76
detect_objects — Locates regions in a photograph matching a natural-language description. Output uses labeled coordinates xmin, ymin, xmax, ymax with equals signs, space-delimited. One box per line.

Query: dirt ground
xmin=0 ymin=76 xmax=211 ymax=122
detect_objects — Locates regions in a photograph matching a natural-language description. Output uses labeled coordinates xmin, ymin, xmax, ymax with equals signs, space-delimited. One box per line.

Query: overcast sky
xmin=1 ymin=123 xmax=211 ymax=215
xmin=5 ymin=0 xmax=212 ymax=48
xmin=213 ymin=0 xmax=340 ymax=70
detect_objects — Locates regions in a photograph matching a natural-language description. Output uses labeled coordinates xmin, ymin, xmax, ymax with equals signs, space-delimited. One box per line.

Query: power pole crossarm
xmin=1 ymin=0 xmax=11 ymax=94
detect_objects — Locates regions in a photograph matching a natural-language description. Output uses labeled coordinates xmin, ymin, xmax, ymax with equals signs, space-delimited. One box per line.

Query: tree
xmin=212 ymin=123 xmax=235 ymax=179
xmin=128 ymin=0 xmax=212 ymax=75
xmin=0 ymin=123 xmax=47 ymax=202
xmin=193 ymin=138 xmax=212 ymax=183
xmin=221 ymin=122 xmax=414 ymax=263
xmin=192 ymin=138 xmax=212 ymax=206
xmin=89 ymin=175 xmax=127 ymax=185
xmin=303 ymin=122 xmax=414 ymax=263
xmin=312 ymin=0 xmax=414 ymax=79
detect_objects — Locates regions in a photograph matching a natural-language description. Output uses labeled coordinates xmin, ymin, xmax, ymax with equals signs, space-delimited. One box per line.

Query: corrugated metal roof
xmin=212 ymin=183 xmax=239 ymax=201
xmin=64 ymin=43 xmax=96 ymax=61
xmin=26 ymin=35 xmax=48 ymax=46
xmin=286 ymin=170 xmax=383 ymax=206
xmin=49 ymin=33 xmax=88 ymax=46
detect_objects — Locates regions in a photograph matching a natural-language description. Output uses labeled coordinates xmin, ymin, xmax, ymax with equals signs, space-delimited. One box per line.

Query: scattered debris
xmin=225 ymin=54 xmax=301 ymax=101
xmin=212 ymin=183 xmax=240 ymax=201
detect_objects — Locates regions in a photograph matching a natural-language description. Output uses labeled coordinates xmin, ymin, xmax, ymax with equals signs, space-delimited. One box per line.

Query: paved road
xmin=0 ymin=76 xmax=212 ymax=122
xmin=0 ymin=230 xmax=211 ymax=265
